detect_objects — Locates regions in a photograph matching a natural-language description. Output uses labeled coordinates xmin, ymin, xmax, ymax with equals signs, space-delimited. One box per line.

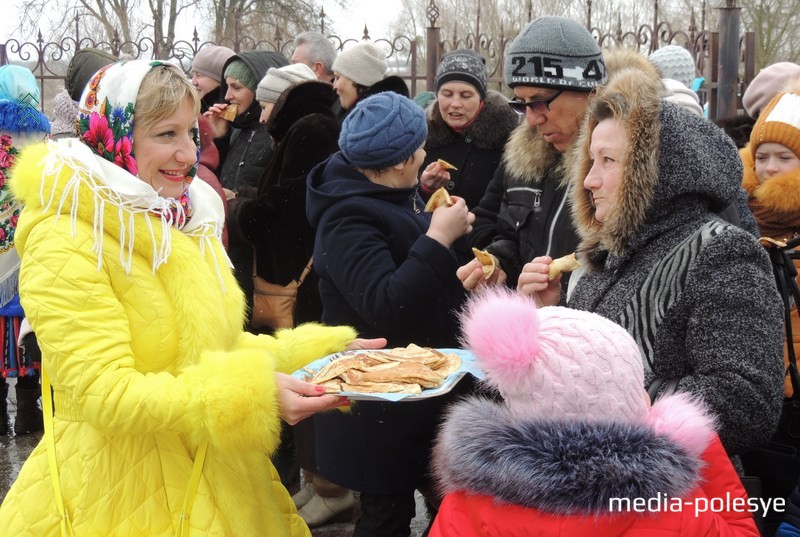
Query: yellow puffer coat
xmin=0 ymin=140 xmax=356 ymax=536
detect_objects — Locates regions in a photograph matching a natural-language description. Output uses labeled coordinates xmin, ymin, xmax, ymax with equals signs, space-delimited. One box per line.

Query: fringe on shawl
xmin=36 ymin=146 xmax=225 ymax=285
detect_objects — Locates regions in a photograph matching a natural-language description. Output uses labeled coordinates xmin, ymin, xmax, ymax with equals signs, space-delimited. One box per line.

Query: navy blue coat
xmin=306 ymin=151 xmax=471 ymax=494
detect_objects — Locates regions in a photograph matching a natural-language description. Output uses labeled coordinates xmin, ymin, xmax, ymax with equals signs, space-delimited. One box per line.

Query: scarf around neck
xmin=742 ymin=161 xmax=800 ymax=241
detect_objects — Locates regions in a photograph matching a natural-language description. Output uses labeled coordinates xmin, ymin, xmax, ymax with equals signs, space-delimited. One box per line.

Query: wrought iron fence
xmin=0 ymin=0 xmax=754 ymax=120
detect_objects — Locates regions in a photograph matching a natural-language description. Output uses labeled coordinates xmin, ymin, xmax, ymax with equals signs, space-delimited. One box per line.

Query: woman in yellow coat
xmin=0 ymin=59 xmax=370 ymax=536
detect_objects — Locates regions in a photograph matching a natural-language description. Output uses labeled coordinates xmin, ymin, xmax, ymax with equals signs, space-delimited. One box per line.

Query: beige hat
xmin=743 ymin=62 xmax=800 ymax=119
xmin=332 ymin=42 xmax=387 ymax=87
xmin=255 ymin=63 xmax=316 ymax=103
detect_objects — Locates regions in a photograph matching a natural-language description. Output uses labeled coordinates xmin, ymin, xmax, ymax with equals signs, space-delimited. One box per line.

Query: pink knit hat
xmin=460 ymin=288 xmax=648 ymax=423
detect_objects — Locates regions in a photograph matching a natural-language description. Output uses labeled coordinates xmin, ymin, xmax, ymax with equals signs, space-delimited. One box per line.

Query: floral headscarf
xmin=77 ymin=59 xmax=199 ymax=227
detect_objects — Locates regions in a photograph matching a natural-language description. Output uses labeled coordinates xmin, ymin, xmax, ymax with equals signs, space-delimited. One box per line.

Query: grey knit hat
xmin=435 ymin=49 xmax=488 ymax=100
xmin=192 ymin=45 xmax=236 ymax=82
xmin=256 ymin=63 xmax=316 ymax=103
xmin=649 ymin=45 xmax=696 ymax=89
xmin=504 ymin=16 xmax=606 ymax=91
xmin=332 ymin=42 xmax=388 ymax=87
xmin=50 ymin=89 xmax=80 ymax=139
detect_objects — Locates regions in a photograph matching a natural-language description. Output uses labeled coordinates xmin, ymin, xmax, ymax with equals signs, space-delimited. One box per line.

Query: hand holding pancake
xmin=517 ymin=254 xmax=580 ymax=307
xmin=426 ymin=194 xmax=473 ymax=247
xmin=420 ymin=159 xmax=456 ymax=192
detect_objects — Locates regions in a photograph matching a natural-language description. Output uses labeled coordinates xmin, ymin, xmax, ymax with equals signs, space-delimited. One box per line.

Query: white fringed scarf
xmin=37 ymin=138 xmax=229 ymax=287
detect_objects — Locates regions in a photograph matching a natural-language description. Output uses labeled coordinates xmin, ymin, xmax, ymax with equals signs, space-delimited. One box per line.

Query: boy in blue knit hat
xmin=305 ymin=91 xmax=475 ymax=535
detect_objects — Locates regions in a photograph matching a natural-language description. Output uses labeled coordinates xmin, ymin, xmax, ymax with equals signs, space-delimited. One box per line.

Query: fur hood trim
xmin=425 ymin=90 xmax=519 ymax=151
xmin=741 ymin=144 xmax=800 ymax=239
xmin=569 ymin=49 xmax=741 ymax=261
xmin=742 ymin=146 xmax=800 ymax=215
xmin=433 ymin=393 xmax=715 ymax=515
xmin=569 ymin=50 xmax=662 ymax=258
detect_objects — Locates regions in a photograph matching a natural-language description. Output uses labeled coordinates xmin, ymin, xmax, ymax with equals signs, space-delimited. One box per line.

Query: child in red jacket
xmin=430 ymin=287 xmax=760 ymax=537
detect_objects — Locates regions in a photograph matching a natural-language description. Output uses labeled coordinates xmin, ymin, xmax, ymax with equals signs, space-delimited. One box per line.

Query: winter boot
xmin=0 ymin=381 xmax=8 ymax=435
xmin=13 ymin=380 xmax=42 ymax=435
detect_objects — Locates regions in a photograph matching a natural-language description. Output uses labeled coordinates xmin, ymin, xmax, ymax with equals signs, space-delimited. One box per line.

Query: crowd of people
xmin=0 ymin=14 xmax=797 ymax=537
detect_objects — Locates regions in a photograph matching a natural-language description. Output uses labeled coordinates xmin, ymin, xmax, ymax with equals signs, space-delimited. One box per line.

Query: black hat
xmin=435 ymin=49 xmax=488 ymax=100
xmin=66 ymin=48 xmax=117 ymax=102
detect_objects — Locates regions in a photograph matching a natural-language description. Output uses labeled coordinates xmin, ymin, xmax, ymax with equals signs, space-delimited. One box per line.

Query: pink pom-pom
xmin=459 ymin=287 xmax=542 ymax=383
xmin=647 ymin=393 xmax=716 ymax=458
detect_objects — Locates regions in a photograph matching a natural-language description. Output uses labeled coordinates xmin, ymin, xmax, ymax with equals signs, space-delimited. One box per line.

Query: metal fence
xmin=1 ymin=0 xmax=755 ymax=120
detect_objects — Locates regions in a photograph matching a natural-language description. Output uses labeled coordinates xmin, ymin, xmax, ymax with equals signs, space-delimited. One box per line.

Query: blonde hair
xmin=135 ymin=64 xmax=200 ymax=135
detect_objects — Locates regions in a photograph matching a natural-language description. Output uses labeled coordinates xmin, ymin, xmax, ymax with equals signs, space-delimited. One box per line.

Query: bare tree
xmin=201 ymin=0 xmax=346 ymax=47
xmin=739 ymin=0 xmax=800 ymax=67
xmin=15 ymin=0 xmax=143 ymax=44
xmin=145 ymin=0 xmax=198 ymax=56
xmin=15 ymin=0 xmax=196 ymax=57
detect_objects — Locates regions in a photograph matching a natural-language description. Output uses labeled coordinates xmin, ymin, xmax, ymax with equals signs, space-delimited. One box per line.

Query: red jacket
xmin=430 ymin=397 xmax=759 ymax=537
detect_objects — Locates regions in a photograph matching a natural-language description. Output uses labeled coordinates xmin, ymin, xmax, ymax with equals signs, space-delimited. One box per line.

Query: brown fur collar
xmin=502 ymin=122 xmax=564 ymax=185
xmin=569 ymin=49 xmax=664 ymax=260
xmin=425 ymin=90 xmax=520 ymax=151
xmin=741 ymin=144 xmax=800 ymax=240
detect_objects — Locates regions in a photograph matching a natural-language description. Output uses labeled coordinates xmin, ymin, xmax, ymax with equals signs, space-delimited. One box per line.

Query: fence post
xmin=651 ymin=0 xmax=659 ymax=53
xmin=587 ymin=0 xmax=592 ymax=30
xmin=708 ymin=31 xmax=719 ymax=121
xmin=716 ymin=0 xmax=740 ymax=118
xmin=0 ymin=45 xmax=6 ymax=66
xmin=743 ymin=31 xmax=755 ymax=85
xmin=426 ymin=0 xmax=441 ymax=92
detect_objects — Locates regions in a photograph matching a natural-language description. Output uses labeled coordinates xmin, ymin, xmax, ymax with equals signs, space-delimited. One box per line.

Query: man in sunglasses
xmin=458 ymin=16 xmax=607 ymax=294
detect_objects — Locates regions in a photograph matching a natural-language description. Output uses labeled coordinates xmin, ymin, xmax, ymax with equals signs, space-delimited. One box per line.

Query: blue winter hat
xmin=339 ymin=92 xmax=427 ymax=169
xmin=0 ymin=65 xmax=51 ymax=135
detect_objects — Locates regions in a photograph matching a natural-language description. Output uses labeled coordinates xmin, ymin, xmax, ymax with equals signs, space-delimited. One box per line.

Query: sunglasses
xmin=507 ymin=90 xmax=564 ymax=115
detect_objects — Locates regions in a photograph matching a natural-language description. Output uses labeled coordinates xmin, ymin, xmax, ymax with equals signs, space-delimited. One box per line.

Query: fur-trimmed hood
xmin=425 ymin=90 xmax=519 ymax=151
xmin=433 ymin=393 xmax=715 ymax=515
xmin=741 ymin=145 xmax=800 ymax=240
xmin=569 ymin=49 xmax=742 ymax=260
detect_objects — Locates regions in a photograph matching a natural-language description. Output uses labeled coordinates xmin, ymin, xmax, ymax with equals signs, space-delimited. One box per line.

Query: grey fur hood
xmin=569 ymin=49 xmax=742 ymax=259
xmin=433 ymin=395 xmax=714 ymax=515
xmin=425 ymin=90 xmax=519 ymax=151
